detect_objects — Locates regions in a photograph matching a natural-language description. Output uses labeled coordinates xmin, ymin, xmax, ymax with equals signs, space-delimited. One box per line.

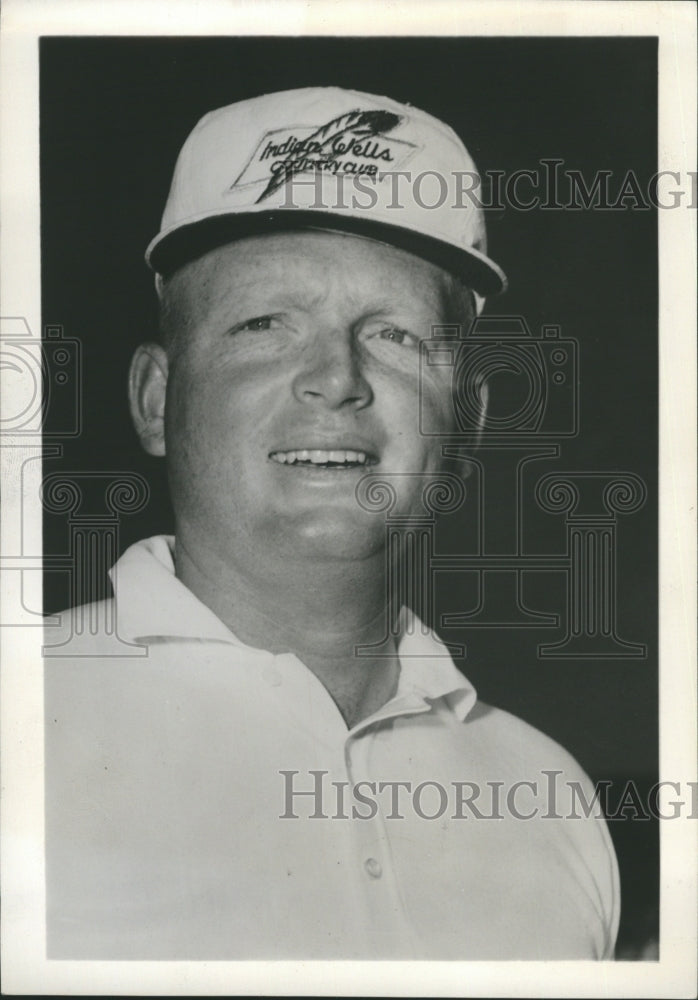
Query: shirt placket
xmin=341 ymin=698 xmax=434 ymax=959
xmin=250 ymin=650 xmax=443 ymax=958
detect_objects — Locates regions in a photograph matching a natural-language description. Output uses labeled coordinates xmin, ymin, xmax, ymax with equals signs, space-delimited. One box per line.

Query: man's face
xmin=153 ymin=231 xmax=464 ymax=569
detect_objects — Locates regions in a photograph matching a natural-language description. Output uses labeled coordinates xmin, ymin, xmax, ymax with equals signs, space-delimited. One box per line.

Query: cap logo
xmin=229 ymin=109 xmax=418 ymax=202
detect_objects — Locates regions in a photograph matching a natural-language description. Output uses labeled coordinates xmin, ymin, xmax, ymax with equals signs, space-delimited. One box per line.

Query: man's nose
xmin=291 ymin=329 xmax=372 ymax=410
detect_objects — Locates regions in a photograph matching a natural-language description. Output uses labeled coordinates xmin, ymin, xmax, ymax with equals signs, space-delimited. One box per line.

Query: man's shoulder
xmin=44 ymin=598 xmax=115 ymax=648
xmin=45 ymin=598 xmax=114 ymax=632
xmin=43 ymin=535 xmax=176 ymax=652
xmin=461 ymin=697 xmax=595 ymax=787
xmin=43 ymin=597 xmax=145 ymax=661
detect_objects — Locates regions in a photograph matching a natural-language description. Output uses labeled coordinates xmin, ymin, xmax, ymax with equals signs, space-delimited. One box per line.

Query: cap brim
xmin=146 ymin=211 xmax=507 ymax=296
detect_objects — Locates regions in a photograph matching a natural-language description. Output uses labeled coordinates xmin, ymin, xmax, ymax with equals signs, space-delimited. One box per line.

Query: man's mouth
xmin=269 ymin=448 xmax=377 ymax=469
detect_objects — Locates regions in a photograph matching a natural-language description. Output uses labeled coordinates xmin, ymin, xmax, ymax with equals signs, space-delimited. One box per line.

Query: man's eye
xmin=233 ymin=315 xmax=280 ymax=333
xmin=368 ymin=326 xmax=418 ymax=349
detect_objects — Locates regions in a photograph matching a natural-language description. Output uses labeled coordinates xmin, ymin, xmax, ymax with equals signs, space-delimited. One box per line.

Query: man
xmin=45 ymin=86 xmax=619 ymax=959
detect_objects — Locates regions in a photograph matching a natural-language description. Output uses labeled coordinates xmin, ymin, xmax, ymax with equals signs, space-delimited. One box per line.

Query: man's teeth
xmin=271 ymin=449 xmax=370 ymax=466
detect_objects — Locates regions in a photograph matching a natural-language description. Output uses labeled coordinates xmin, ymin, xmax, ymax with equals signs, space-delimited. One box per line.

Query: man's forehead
xmin=163 ymin=230 xmax=457 ymax=312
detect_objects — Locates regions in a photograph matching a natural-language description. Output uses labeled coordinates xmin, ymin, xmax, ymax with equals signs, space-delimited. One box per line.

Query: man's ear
xmin=442 ymin=380 xmax=489 ymax=482
xmin=128 ymin=343 xmax=169 ymax=457
xmin=475 ymin=380 xmax=489 ymax=448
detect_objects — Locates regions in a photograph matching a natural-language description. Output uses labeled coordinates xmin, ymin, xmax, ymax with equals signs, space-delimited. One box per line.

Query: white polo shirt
xmin=44 ymin=535 xmax=620 ymax=960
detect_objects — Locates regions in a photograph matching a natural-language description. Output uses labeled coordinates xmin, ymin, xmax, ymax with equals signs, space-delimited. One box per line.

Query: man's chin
xmin=271 ymin=508 xmax=388 ymax=563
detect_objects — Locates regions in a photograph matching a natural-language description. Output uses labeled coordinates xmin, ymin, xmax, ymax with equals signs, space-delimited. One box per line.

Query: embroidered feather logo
xmin=255 ymin=109 xmax=403 ymax=203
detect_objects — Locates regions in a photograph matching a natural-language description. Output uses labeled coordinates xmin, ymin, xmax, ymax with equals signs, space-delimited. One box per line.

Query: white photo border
xmin=1 ymin=0 xmax=695 ymax=995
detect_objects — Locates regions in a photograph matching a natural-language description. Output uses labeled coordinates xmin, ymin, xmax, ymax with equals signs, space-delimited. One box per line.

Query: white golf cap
xmin=146 ymin=86 xmax=507 ymax=298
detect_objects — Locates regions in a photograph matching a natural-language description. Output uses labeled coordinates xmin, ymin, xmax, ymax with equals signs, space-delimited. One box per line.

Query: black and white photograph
xmin=1 ymin=1 xmax=695 ymax=995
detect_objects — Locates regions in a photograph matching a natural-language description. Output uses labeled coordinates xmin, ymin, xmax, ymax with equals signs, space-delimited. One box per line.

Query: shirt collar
xmin=109 ymin=534 xmax=241 ymax=646
xmin=109 ymin=535 xmax=477 ymax=721
xmin=395 ymin=608 xmax=477 ymax=721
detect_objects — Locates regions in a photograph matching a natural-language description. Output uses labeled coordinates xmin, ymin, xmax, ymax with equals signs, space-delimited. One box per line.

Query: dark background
xmin=40 ymin=36 xmax=658 ymax=958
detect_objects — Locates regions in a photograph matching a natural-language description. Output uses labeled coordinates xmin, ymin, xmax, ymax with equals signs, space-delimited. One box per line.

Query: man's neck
xmin=174 ymin=534 xmax=401 ymax=728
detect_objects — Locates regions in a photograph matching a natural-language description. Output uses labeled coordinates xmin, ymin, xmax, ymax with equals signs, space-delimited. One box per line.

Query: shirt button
xmin=262 ymin=665 xmax=282 ymax=687
xmin=364 ymin=857 xmax=382 ymax=879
